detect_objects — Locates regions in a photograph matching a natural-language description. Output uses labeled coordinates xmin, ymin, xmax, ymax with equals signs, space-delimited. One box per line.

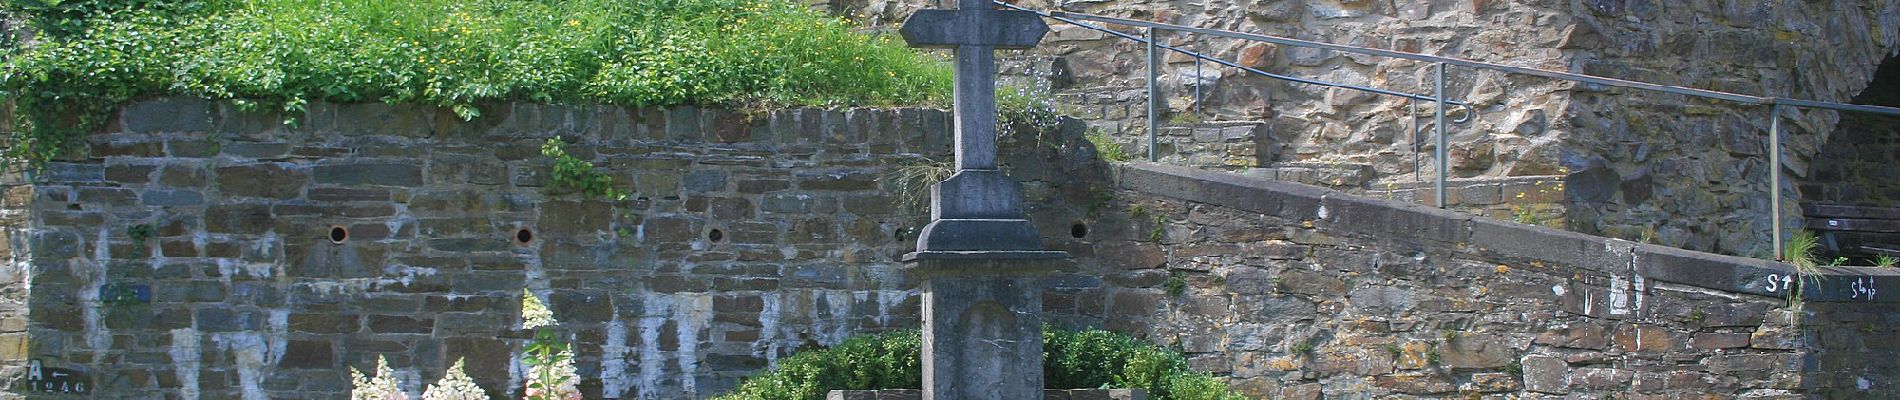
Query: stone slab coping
xmin=827 ymin=389 xmax=1147 ymax=400
xmin=904 ymin=251 xmax=1077 ymax=279
xmin=1115 ymin=162 xmax=1900 ymax=304
xmin=903 ymin=251 xmax=1072 ymax=261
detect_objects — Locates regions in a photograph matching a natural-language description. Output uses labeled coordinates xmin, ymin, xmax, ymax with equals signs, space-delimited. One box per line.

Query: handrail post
xmin=1434 ymin=63 xmax=1449 ymax=209
xmin=1410 ymin=99 xmax=1420 ymax=182
xmin=1770 ymin=104 xmax=1784 ymax=260
xmin=1146 ymin=27 xmax=1161 ymax=162
xmin=1194 ymin=58 xmax=1203 ymax=117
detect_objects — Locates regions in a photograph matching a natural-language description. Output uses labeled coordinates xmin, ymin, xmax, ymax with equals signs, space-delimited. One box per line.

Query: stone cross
xmin=900 ymin=0 xmax=1049 ymax=252
xmin=900 ymin=3 xmax=1068 ymax=400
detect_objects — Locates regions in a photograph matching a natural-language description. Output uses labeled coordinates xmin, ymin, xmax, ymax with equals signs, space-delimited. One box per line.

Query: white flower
xmin=422 ymin=358 xmax=490 ymax=400
xmin=351 ymin=356 xmax=408 ymax=400
xmin=521 ymin=288 xmax=554 ymax=330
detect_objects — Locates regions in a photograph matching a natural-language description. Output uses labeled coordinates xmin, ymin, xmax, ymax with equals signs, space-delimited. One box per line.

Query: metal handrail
xmin=1027 ymin=8 xmax=1900 ymax=260
xmin=1050 ymin=11 xmax=1900 ymax=118
xmin=996 ymin=2 xmax=1471 ymax=108
xmin=1001 ymin=3 xmax=1475 ymax=209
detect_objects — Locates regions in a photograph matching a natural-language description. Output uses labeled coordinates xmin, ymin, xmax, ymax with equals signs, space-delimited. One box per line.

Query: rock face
xmin=850 ymin=0 xmax=1900 ymax=256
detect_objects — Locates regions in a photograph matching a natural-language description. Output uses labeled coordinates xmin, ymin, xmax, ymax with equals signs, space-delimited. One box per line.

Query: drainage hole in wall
xmin=708 ymin=229 xmax=724 ymax=243
xmin=515 ymin=228 xmax=534 ymax=245
xmin=328 ymin=225 xmax=349 ymax=244
xmin=1071 ymin=222 xmax=1088 ymax=239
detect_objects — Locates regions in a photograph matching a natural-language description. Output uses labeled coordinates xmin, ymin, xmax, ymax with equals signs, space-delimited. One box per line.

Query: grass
xmin=1087 ymin=130 xmax=1131 ymax=162
xmin=0 ymin=0 xmax=952 ymax=165
xmin=881 ymin=159 xmax=952 ymax=216
xmin=1877 ymin=255 xmax=1898 ymax=268
xmin=1781 ymin=230 xmax=1822 ymax=309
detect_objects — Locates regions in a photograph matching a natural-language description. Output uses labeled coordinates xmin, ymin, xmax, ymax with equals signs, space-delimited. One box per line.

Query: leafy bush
xmin=1 ymin=0 xmax=226 ymax=37
xmin=0 ymin=0 xmax=951 ymax=165
xmin=716 ymin=326 xmax=1247 ymax=400
xmin=717 ymin=330 xmax=922 ymax=400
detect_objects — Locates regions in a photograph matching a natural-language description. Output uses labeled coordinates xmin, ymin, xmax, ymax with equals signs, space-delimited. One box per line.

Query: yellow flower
xmin=568 ymin=19 xmax=580 ymax=27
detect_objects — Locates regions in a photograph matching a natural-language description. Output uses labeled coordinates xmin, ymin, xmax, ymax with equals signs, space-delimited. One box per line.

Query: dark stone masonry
xmin=1 ymin=98 xmax=1897 ymax=399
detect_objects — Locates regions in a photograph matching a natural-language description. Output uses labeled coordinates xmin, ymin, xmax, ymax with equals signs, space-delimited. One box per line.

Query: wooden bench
xmin=1804 ymin=203 xmax=1900 ymax=256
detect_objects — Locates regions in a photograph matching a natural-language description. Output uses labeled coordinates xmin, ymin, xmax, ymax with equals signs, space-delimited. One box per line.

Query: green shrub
xmin=1 ymin=0 xmax=951 ymax=166
xmin=718 ymin=330 xmax=922 ymax=400
xmin=717 ymin=326 xmax=1247 ymax=400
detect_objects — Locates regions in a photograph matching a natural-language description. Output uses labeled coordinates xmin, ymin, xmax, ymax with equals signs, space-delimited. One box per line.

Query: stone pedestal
xmin=906 ymin=253 xmax=1069 ymax=400
xmin=916 ymin=170 xmax=1044 ymax=251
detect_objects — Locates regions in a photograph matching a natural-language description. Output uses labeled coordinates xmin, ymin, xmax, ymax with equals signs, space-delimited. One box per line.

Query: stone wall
xmin=1 ymin=98 xmax=955 ymax=399
xmin=6 ymin=100 xmax=1900 ymax=400
xmin=1099 ymin=162 xmax=1900 ymax=399
xmin=854 ymin=0 xmax=1585 ymax=205
xmin=854 ymin=0 xmax=1900 ymax=257
xmin=1558 ymin=0 xmax=1900 ymax=257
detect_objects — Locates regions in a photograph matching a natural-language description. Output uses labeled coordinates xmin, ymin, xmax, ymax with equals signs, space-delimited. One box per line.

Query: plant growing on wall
xmin=542 ymin=138 xmax=627 ymax=201
xmin=520 ymin=289 xmax=580 ymax=400
xmin=881 ymin=159 xmax=951 ymax=217
xmin=1782 ymin=230 xmax=1823 ymax=309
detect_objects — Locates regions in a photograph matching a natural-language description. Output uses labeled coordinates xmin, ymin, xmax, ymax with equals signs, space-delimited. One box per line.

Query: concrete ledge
xmin=1112 ymin=162 xmax=1900 ymax=303
xmin=1320 ymin=191 xmax=1472 ymax=245
xmin=1115 ymin=162 xmax=1324 ymax=219
xmin=827 ymin=389 xmax=1147 ymax=400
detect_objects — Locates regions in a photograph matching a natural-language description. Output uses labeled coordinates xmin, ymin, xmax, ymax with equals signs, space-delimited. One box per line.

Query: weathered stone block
xmin=195 ymin=307 xmax=265 ymax=332
xmin=223 ymin=142 xmax=292 ymax=160
xmin=32 ymin=163 xmax=105 ymax=184
xmin=123 ymin=97 xmax=211 ymax=133
xmin=1690 ymin=332 xmax=1751 ymax=349
xmin=539 ymin=200 xmax=612 ymax=238
xmin=1440 ymin=333 xmax=1517 ymax=369
xmin=28 ymin=230 xmax=83 ymax=259
xmin=1374 ymin=373 xmax=1456 ymax=394
xmin=280 ymin=340 xmax=335 ymax=369
xmin=313 ymin=163 xmax=423 ymax=187
xmin=289 ymin=313 xmax=360 ymax=334
xmin=205 ymin=204 xmax=273 ymax=234
xmin=366 ymin=315 xmax=433 ymax=334
xmin=1274 ymin=269 xmax=1346 ymax=296
xmin=1611 ymin=323 xmax=1677 ymax=353
xmin=156 ymin=164 xmax=209 ymax=187
xmin=1533 ymin=323 xmax=1609 ymax=350
xmin=141 ymin=189 xmax=204 ymax=206
xmin=1521 ymin=355 xmax=1568 ymax=394
xmin=217 ymin=163 xmax=308 ymax=199
xmin=90 ymin=139 xmax=165 ymax=158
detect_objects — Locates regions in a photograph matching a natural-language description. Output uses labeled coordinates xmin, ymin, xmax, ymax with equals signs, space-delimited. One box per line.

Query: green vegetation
xmin=1781 ymin=230 xmax=1821 ymax=308
xmin=881 ymin=158 xmax=952 ymax=216
xmin=717 ymin=326 xmax=1247 ymax=400
xmin=1877 ymin=255 xmax=1898 ymax=268
xmin=1287 ymin=341 xmax=1313 ymax=356
xmin=1162 ymin=273 xmax=1187 ymax=297
xmin=1087 ymin=130 xmax=1131 ymax=162
xmin=543 ymin=138 xmax=628 ymax=200
xmin=1 ymin=0 xmax=951 ymax=166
